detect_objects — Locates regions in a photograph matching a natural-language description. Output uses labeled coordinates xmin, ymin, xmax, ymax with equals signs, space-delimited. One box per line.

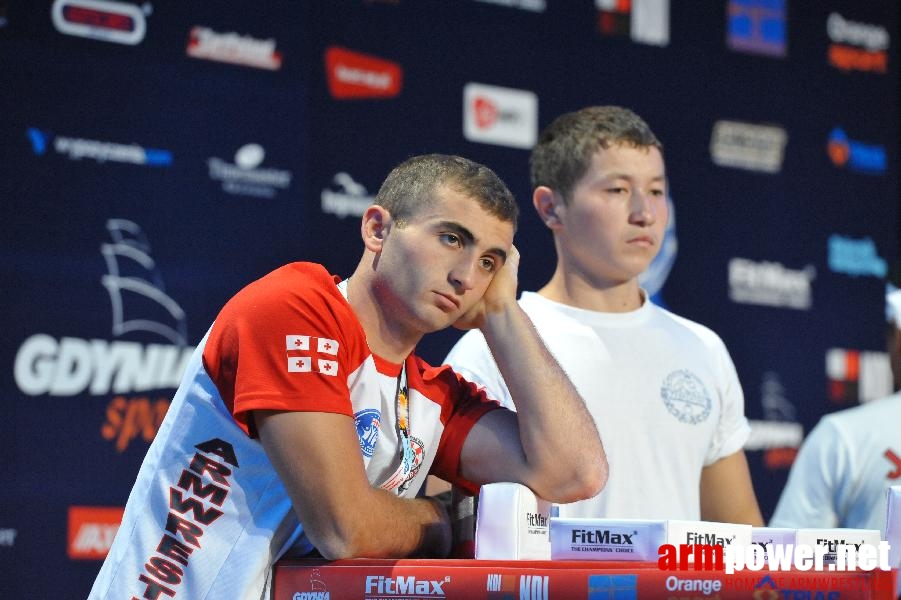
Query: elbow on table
xmin=312 ymin=536 xmax=358 ymax=561
xmin=314 ymin=535 xmax=381 ymax=561
xmin=533 ymin=456 xmax=608 ymax=504
xmin=308 ymin=522 xmax=385 ymax=560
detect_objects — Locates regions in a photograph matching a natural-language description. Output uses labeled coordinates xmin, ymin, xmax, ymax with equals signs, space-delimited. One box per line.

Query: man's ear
xmin=532 ymin=186 xmax=564 ymax=230
xmin=361 ymin=205 xmax=390 ymax=251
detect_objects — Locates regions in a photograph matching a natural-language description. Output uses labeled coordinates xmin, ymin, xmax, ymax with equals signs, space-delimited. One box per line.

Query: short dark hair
xmin=376 ymin=154 xmax=519 ymax=230
xmin=530 ymin=106 xmax=663 ymax=203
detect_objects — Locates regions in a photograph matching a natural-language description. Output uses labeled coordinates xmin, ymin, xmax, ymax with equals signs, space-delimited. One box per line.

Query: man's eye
xmin=479 ymin=258 xmax=496 ymax=272
xmin=441 ymin=233 xmax=461 ymax=246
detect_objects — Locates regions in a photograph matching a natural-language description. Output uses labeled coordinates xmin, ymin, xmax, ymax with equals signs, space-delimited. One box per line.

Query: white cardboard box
xmin=474 ymin=482 xmax=552 ymax=560
xmin=550 ymin=517 xmax=752 ymax=562
xmin=884 ymin=486 xmax=901 ymax=570
xmin=794 ymin=528 xmax=882 ymax=564
xmin=751 ymin=527 xmax=797 ymax=561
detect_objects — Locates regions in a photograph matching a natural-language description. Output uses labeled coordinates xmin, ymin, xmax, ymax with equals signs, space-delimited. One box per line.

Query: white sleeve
xmin=768 ymin=417 xmax=843 ymax=528
xmin=704 ymin=335 xmax=752 ymax=465
xmin=443 ymin=329 xmax=514 ymax=409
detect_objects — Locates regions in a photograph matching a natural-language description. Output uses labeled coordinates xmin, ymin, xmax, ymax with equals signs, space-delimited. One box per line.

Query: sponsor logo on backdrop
xmin=364 ymin=574 xmax=453 ymax=597
xmin=27 ymin=127 xmax=172 ymax=167
xmin=207 ymin=143 xmax=293 ymax=198
xmin=828 ymin=234 xmax=887 ymax=278
xmin=13 ymin=220 xmax=192 ymax=453
xmin=321 ymin=172 xmax=375 ymax=218
xmin=827 ymin=13 xmax=889 ymax=74
xmin=827 ymin=127 xmax=886 ymax=174
xmin=588 ymin=574 xmax=637 ymax=599
xmin=595 ymin=0 xmax=669 ymax=46
xmin=186 ymin=26 xmax=282 ymax=71
xmin=473 ymin=0 xmax=546 ymax=12
xmin=51 ymin=0 xmax=148 ymax=45
xmin=826 ymin=348 xmax=892 ymax=405
xmin=0 ymin=528 xmax=16 ymax=547
xmin=744 ymin=372 xmax=802 ymax=469
xmin=324 ymin=46 xmax=402 ymax=100
xmin=100 ymin=218 xmax=188 ymax=345
xmin=728 ymin=258 xmax=815 ymax=310
xmin=710 ymin=120 xmax=787 ymax=173
xmin=68 ymin=506 xmax=124 ymax=559
xmin=727 ymin=0 xmax=786 ymax=58
xmin=463 ymin=82 xmax=537 ymax=149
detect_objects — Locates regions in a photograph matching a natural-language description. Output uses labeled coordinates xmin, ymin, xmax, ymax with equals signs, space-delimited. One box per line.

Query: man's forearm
xmin=311 ymin=490 xmax=451 ymax=559
xmin=481 ymin=304 xmax=607 ymax=502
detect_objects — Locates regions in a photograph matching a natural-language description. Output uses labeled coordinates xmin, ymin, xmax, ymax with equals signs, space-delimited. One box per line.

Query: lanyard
xmin=377 ymin=363 xmax=417 ymax=495
xmin=395 ymin=364 xmax=415 ymax=479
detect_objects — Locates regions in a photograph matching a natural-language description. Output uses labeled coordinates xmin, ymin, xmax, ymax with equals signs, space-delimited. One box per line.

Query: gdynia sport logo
xmin=657 ymin=541 xmax=893 ymax=574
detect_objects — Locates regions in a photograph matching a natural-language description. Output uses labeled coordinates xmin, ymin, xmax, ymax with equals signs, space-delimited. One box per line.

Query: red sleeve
xmin=202 ymin=263 xmax=368 ymax=435
xmin=418 ymin=361 xmax=504 ymax=496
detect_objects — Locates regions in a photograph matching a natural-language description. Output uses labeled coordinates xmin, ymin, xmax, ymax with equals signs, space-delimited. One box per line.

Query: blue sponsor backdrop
xmin=0 ymin=1 xmax=898 ymax=596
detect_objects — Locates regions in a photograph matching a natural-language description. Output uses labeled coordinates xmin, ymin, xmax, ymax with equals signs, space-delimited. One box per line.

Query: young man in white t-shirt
xmin=445 ymin=107 xmax=763 ymax=525
xmin=88 ymin=154 xmax=607 ymax=599
xmin=770 ymin=285 xmax=901 ymax=531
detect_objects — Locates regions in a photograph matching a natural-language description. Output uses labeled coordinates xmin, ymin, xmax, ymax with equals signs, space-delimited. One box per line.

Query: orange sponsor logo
xmin=828 ymin=45 xmax=887 ymax=73
xmin=101 ymin=396 xmax=170 ymax=452
xmin=763 ymin=447 xmax=798 ymax=470
xmin=68 ymin=506 xmax=124 ymax=560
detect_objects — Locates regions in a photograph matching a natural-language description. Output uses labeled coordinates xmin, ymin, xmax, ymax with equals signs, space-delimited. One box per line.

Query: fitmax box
xmin=751 ymin=527 xmax=796 ymax=560
xmin=794 ymin=528 xmax=882 ymax=564
xmin=474 ymin=482 xmax=553 ymax=560
xmin=550 ymin=517 xmax=752 ymax=562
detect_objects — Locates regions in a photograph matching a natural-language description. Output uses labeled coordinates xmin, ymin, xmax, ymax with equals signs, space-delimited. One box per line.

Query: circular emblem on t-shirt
xmin=397 ymin=436 xmax=426 ymax=495
xmin=354 ymin=408 xmax=381 ymax=457
xmin=661 ymin=369 xmax=712 ymax=424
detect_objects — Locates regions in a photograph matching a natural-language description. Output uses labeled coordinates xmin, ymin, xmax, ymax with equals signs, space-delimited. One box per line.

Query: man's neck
xmin=537 ymin=268 xmax=644 ymax=313
xmin=345 ymin=269 xmax=419 ymax=364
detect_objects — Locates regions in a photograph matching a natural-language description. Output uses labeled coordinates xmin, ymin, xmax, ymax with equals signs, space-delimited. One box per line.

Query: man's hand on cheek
xmin=453 ymin=245 xmax=520 ymax=331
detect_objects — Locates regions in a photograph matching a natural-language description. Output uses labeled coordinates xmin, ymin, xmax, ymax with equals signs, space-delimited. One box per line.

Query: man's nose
xmin=629 ymin=191 xmax=656 ymax=226
xmin=449 ymin=259 xmax=477 ymax=291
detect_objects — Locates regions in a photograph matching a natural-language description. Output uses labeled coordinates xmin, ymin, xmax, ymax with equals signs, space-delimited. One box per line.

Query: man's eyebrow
xmin=436 ymin=220 xmax=508 ymax=264
xmin=602 ymin=172 xmax=666 ymax=182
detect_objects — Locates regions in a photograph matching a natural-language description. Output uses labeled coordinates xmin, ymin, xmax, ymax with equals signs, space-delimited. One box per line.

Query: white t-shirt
xmin=89 ymin=263 xmax=498 ymax=600
xmin=445 ymin=291 xmax=750 ymax=520
xmin=769 ymin=392 xmax=901 ymax=533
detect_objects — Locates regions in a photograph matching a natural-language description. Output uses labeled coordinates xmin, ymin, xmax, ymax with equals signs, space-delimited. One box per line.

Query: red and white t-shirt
xmin=89 ymin=262 xmax=500 ymax=600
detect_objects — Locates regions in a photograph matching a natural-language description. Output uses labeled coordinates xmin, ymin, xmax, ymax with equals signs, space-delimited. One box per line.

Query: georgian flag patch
xmin=286 ymin=334 xmax=339 ymax=376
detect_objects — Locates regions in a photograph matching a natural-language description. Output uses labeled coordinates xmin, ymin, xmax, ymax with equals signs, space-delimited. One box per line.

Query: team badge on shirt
xmin=660 ymin=369 xmax=712 ymax=424
xmin=285 ymin=334 xmax=339 ymax=376
xmin=355 ymin=408 xmax=381 ymax=457
xmin=379 ymin=435 xmax=425 ymax=494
